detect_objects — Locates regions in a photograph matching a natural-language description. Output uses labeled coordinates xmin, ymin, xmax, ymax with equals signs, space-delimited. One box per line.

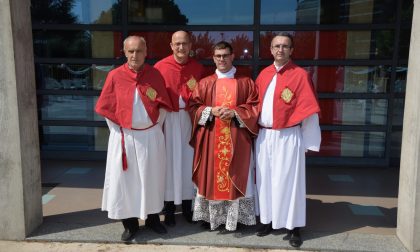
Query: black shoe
xmin=284 ymin=228 xmax=302 ymax=248
xmin=163 ymin=201 xmax=175 ymax=215
xmin=164 ymin=213 xmax=176 ymax=227
xmin=256 ymin=223 xmax=272 ymax=237
xmin=121 ymin=218 xmax=139 ymax=241
xmin=146 ymin=214 xmax=167 ymax=234
xmin=121 ymin=228 xmax=138 ymax=241
xmin=201 ymin=221 xmax=210 ymax=230
xmin=182 ymin=200 xmax=193 ymax=223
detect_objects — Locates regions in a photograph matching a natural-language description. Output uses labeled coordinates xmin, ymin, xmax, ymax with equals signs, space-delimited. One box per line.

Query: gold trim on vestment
xmin=187 ymin=77 xmax=197 ymax=91
xmin=146 ymin=87 xmax=157 ymax=101
xmin=281 ymin=87 xmax=293 ymax=103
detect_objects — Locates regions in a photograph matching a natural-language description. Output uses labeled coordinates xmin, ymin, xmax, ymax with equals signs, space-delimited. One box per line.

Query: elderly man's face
xmin=124 ymin=37 xmax=147 ymax=71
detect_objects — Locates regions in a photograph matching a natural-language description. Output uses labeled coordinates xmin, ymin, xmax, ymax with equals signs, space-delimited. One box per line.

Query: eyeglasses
xmin=213 ymin=53 xmax=232 ymax=60
xmin=172 ymin=42 xmax=189 ymax=48
xmin=271 ymin=44 xmax=291 ymax=50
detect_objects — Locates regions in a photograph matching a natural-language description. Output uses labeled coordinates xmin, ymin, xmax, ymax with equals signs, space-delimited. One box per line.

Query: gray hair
xmin=123 ymin=35 xmax=147 ymax=48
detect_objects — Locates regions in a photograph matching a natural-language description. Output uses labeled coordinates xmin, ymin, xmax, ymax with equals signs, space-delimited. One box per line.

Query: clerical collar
xmin=274 ymin=60 xmax=289 ymax=72
xmin=216 ymin=66 xmax=236 ymax=79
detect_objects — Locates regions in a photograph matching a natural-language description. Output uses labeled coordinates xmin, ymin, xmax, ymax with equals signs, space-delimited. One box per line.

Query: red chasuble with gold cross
xmin=189 ymin=74 xmax=259 ymax=201
xmin=213 ymin=78 xmax=237 ymax=200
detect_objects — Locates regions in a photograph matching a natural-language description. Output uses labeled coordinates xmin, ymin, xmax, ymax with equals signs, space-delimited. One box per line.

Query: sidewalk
xmin=0 ymin=241 xmax=303 ymax=252
xmin=21 ymin=160 xmax=407 ymax=252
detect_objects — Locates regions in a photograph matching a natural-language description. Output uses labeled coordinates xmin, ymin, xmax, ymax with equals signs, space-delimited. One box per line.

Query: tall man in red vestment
xmin=154 ymin=31 xmax=204 ymax=226
xmin=95 ymin=36 xmax=173 ymax=241
xmin=255 ymin=32 xmax=321 ymax=248
xmin=188 ymin=41 xmax=259 ymax=232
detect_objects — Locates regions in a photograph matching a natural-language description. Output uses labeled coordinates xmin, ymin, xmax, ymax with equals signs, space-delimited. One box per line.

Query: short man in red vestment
xmin=95 ymin=36 xmax=172 ymax=241
xmin=154 ymin=31 xmax=204 ymax=226
xmin=188 ymin=41 xmax=259 ymax=232
xmin=255 ymin=32 xmax=321 ymax=248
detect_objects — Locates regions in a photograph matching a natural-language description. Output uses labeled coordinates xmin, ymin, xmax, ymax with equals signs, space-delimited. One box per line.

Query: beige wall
xmin=0 ymin=0 xmax=42 ymax=239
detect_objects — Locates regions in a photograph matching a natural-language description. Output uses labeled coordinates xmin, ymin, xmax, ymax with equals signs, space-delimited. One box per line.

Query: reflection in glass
xmin=192 ymin=31 xmax=253 ymax=60
xmin=391 ymin=131 xmax=402 ymax=158
xmin=313 ymin=66 xmax=390 ymax=93
xmin=202 ymin=65 xmax=252 ymax=78
xmin=35 ymin=64 xmax=114 ymax=90
xmin=33 ymin=31 xmax=122 ymax=58
xmin=261 ymin=0 xmax=396 ymax=24
xmin=311 ymin=131 xmax=385 ymax=157
xmin=128 ymin=0 xmax=253 ymax=25
xmin=40 ymin=126 xmax=108 ymax=151
xmin=31 ymin=0 xmax=122 ymax=24
xmin=394 ymin=67 xmax=407 ymax=93
xmin=319 ymin=99 xmax=387 ymax=125
xmin=130 ymin=31 xmax=253 ymax=60
xmin=402 ymin=0 xmax=414 ymax=23
xmin=399 ymin=29 xmax=411 ymax=59
xmin=39 ymin=96 xmax=104 ymax=121
xmin=260 ymin=30 xmax=394 ymax=60
xmin=392 ymin=99 xmax=405 ymax=127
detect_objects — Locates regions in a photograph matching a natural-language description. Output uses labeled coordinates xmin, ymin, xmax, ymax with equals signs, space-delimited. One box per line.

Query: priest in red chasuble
xmin=254 ymin=33 xmax=321 ymax=248
xmin=154 ymin=31 xmax=204 ymax=226
xmin=95 ymin=36 xmax=172 ymax=241
xmin=188 ymin=41 xmax=259 ymax=232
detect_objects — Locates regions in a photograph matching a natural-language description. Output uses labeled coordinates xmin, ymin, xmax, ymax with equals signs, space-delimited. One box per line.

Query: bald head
xmin=170 ymin=30 xmax=192 ymax=64
xmin=172 ymin=31 xmax=190 ymax=43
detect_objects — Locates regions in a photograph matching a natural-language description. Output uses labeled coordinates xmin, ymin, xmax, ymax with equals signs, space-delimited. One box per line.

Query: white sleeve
xmin=105 ymin=118 xmax=120 ymax=132
xmin=301 ymin=113 xmax=321 ymax=152
xmin=158 ymin=108 xmax=167 ymax=128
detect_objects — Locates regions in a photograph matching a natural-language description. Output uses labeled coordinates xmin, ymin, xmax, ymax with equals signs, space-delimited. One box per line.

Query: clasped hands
xmin=211 ymin=106 xmax=235 ymax=121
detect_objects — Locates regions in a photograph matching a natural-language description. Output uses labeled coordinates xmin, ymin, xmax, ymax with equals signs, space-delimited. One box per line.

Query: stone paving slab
xmin=26 ymin=214 xmax=407 ymax=252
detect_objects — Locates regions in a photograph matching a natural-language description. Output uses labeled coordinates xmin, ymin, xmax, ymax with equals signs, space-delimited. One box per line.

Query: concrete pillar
xmin=397 ymin=1 xmax=420 ymax=251
xmin=0 ymin=0 xmax=42 ymax=240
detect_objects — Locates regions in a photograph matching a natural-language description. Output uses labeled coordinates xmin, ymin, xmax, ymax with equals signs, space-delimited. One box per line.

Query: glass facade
xmin=31 ymin=0 xmax=413 ymax=166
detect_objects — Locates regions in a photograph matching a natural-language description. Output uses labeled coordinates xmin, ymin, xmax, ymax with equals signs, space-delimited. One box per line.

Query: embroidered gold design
xmin=281 ymin=87 xmax=293 ymax=103
xmin=216 ymin=124 xmax=231 ymax=193
xmin=186 ymin=77 xmax=197 ymax=91
xmin=146 ymin=87 xmax=157 ymax=101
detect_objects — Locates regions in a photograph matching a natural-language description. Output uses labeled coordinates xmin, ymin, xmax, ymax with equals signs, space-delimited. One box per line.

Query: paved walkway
xmin=0 ymin=240 xmax=301 ymax=252
xmin=20 ymin=160 xmax=408 ymax=252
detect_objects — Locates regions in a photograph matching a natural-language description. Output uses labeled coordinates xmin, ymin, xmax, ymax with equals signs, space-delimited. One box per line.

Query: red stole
xmin=213 ymin=78 xmax=237 ymax=200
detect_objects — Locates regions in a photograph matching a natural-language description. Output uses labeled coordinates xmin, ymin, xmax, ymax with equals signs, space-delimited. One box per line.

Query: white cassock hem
xmin=163 ymin=110 xmax=195 ymax=204
xmin=255 ymin=114 xmax=320 ymax=230
xmin=101 ymin=120 xmax=166 ymax=220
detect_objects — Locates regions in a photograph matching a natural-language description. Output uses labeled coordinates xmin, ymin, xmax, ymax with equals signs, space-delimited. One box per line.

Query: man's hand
xmin=211 ymin=106 xmax=223 ymax=117
xmin=219 ymin=107 xmax=235 ymax=120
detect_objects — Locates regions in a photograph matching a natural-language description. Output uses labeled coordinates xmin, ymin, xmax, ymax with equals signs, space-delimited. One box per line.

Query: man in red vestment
xmin=188 ymin=41 xmax=259 ymax=232
xmin=254 ymin=32 xmax=321 ymax=248
xmin=95 ymin=36 xmax=172 ymax=241
xmin=154 ymin=31 xmax=204 ymax=226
